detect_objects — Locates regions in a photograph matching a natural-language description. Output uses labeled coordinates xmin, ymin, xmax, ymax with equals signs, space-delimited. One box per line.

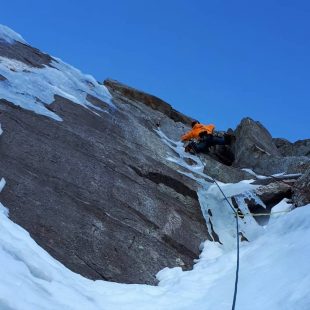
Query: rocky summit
xmin=0 ymin=26 xmax=309 ymax=286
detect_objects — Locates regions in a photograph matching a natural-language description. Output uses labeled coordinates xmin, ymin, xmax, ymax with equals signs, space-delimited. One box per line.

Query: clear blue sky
xmin=2 ymin=0 xmax=309 ymax=141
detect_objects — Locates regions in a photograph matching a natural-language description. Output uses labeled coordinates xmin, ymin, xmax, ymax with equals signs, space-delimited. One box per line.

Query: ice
xmin=198 ymin=184 xmax=265 ymax=248
xmin=0 ymin=24 xmax=26 ymax=44
xmin=0 ymin=53 xmax=113 ymax=121
xmin=242 ymin=168 xmax=267 ymax=179
xmin=0 ymin=178 xmax=5 ymax=192
xmin=155 ymin=129 xmax=208 ymax=179
xmin=272 ymin=173 xmax=302 ymax=178
xmin=242 ymin=170 xmax=302 ymax=181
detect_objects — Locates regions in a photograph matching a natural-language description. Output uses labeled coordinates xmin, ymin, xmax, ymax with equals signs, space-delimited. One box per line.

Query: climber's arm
xmin=181 ymin=130 xmax=194 ymax=142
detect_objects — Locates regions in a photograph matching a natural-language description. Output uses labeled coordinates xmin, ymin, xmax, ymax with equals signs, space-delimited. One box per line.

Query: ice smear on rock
xmin=0 ymin=53 xmax=113 ymax=121
xmin=156 ymin=129 xmax=264 ymax=247
xmin=0 ymin=24 xmax=26 ymax=44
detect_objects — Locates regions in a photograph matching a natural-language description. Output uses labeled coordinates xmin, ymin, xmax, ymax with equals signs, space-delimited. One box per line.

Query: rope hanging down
xmin=194 ymin=151 xmax=240 ymax=310
xmin=210 ymin=176 xmax=240 ymax=310
xmin=193 ymin=151 xmax=294 ymax=310
xmin=209 ymin=177 xmax=292 ymax=310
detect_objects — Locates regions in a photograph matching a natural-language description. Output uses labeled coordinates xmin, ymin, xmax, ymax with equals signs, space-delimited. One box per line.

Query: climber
xmin=181 ymin=120 xmax=233 ymax=154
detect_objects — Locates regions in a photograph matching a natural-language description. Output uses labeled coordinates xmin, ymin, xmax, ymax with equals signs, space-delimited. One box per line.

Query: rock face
xmin=255 ymin=182 xmax=292 ymax=209
xmin=233 ymin=118 xmax=310 ymax=175
xmin=253 ymin=155 xmax=310 ymax=175
xmin=0 ymin=97 xmax=208 ymax=284
xmin=202 ymin=155 xmax=254 ymax=183
xmin=292 ymin=168 xmax=310 ymax=207
xmin=233 ymin=117 xmax=280 ymax=168
xmin=0 ymin=40 xmax=52 ymax=68
xmin=0 ymin=40 xmax=209 ymax=285
xmin=104 ymin=79 xmax=192 ymax=125
xmin=0 ymin=29 xmax=309 ymax=287
xmin=274 ymin=138 xmax=310 ymax=157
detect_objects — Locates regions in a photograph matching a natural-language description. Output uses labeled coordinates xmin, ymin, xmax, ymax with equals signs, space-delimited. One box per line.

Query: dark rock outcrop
xmin=104 ymin=79 xmax=192 ymax=125
xmin=292 ymin=168 xmax=310 ymax=207
xmin=233 ymin=117 xmax=279 ymax=168
xmin=253 ymin=155 xmax=310 ymax=175
xmin=233 ymin=118 xmax=310 ymax=175
xmin=202 ymin=155 xmax=254 ymax=183
xmin=209 ymin=144 xmax=235 ymax=166
xmin=255 ymin=182 xmax=292 ymax=209
xmin=273 ymin=138 xmax=310 ymax=157
xmin=0 ymin=40 xmax=53 ymax=68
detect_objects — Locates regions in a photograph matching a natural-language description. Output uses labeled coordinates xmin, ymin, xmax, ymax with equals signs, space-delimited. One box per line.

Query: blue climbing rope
xmin=210 ymin=177 xmax=239 ymax=310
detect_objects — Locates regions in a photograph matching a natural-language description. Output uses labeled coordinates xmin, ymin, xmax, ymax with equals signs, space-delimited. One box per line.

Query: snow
xmin=271 ymin=198 xmax=294 ymax=217
xmin=0 ymin=25 xmax=26 ymax=44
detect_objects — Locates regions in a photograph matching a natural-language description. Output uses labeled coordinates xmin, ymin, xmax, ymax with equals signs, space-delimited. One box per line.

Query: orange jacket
xmin=181 ymin=123 xmax=215 ymax=141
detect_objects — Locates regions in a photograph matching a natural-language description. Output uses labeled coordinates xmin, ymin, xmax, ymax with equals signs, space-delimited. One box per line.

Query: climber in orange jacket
xmin=181 ymin=121 xmax=215 ymax=142
xmin=181 ymin=120 xmax=231 ymax=154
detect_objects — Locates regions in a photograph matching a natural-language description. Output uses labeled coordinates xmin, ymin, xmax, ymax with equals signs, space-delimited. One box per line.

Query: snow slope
xmin=0 ymin=25 xmax=113 ymax=121
xmin=0 ymin=125 xmax=309 ymax=310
